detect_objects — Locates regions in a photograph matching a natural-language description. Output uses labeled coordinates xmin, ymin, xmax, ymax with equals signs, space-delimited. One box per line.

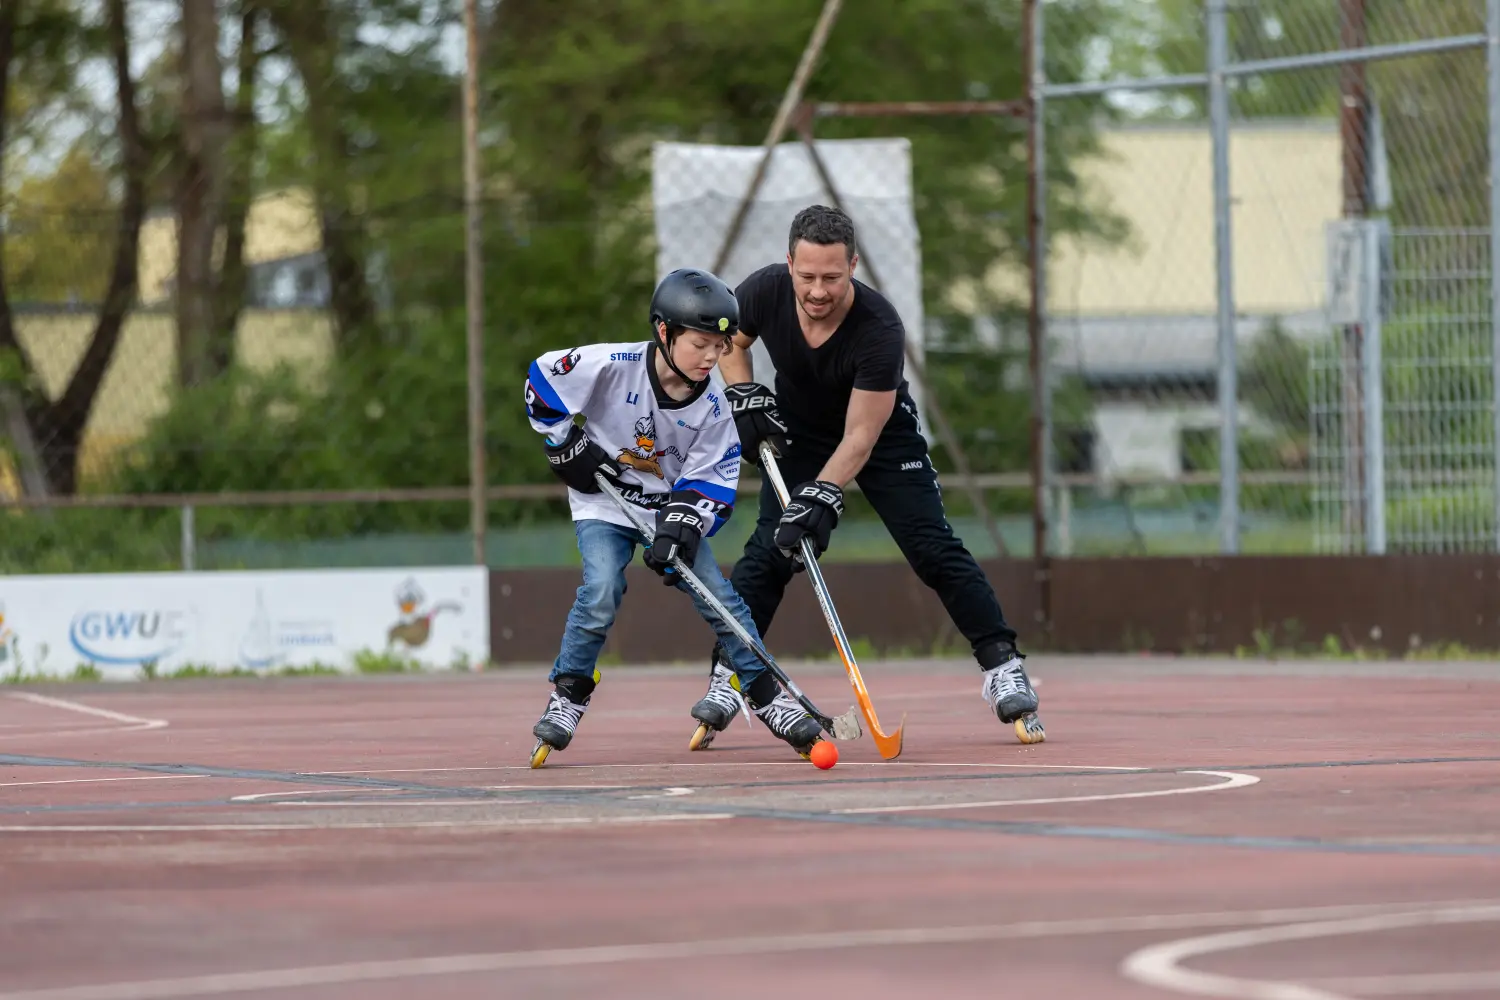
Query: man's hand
xmin=544 ymin=424 xmax=624 ymax=494
xmin=723 ymin=382 xmax=787 ymax=465
xmin=643 ymin=501 xmax=709 ymax=585
xmin=774 ymin=480 xmax=844 ymax=569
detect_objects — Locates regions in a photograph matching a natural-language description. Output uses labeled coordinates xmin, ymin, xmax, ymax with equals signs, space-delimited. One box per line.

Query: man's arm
xmin=717 ymin=332 xmax=757 ymax=385
xmin=816 ymin=387 xmax=897 ymax=488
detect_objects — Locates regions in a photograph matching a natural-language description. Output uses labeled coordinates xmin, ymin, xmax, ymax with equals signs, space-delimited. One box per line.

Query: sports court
xmin=2 ymin=655 xmax=1499 ymax=999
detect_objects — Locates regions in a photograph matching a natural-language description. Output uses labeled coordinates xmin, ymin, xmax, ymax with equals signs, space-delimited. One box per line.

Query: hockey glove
xmin=723 ymin=382 xmax=787 ymax=465
xmin=544 ymin=423 xmax=624 ymax=494
xmin=773 ymin=480 xmax=844 ymax=568
xmin=643 ymin=501 xmax=709 ymax=585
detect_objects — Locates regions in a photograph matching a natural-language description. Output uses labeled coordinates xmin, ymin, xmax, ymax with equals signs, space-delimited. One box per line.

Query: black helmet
xmin=649 ymin=268 xmax=739 ymax=388
xmin=650 ymin=268 xmax=740 ymax=339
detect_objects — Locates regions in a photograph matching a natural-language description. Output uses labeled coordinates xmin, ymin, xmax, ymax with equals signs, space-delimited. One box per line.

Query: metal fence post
xmin=1208 ymin=0 xmax=1240 ymax=554
xmin=1362 ymin=219 xmax=1387 ymax=554
xmin=1025 ymin=0 xmax=1053 ymax=633
xmin=1490 ymin=0 xmax=1500 ymax=551
xmin=181 ymin=504 xmax=195 ymax=571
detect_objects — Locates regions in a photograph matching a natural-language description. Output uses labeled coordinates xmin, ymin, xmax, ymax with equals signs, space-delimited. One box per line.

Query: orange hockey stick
xmin=759 ymin=443 xmax=905 ymax=760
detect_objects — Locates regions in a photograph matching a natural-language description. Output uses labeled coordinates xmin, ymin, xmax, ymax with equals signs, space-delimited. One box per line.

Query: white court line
xmin=6 ymin=693 xmax=167 ymax=733
xmin=230 ymin=789 xmax=398 ymax=803
xmin=1308 ymin=970 xmax=1500 ymax=995
xmin=0 ymin=812 xmax=736 ymax=834
xmin=0 ymin=775 xmax=205 ymax=790
xmin=310 ymin=761 xmax=1146 ymax=776
xmin=0 ymin=900 xmax=1495 ymax=1000
xmin=1120 ymin=904 xmax=1500 ymax=1000
xmin=231 ymin=789 xmax=522 ymax=808
xmin=835 ymin=770 xmax=1259 ymax=815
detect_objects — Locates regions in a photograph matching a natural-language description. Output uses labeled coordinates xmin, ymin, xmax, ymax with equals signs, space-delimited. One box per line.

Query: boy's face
xmin=664 ymin=326 xmax=732 ymax=381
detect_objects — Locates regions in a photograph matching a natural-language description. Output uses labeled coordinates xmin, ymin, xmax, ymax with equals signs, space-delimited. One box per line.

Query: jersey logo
xmin=714 ymin=443 xmax=741 ymax=481
xmin=550 ymin=349 xmax=582 ymax=376
xmin=615 ymin=414 xmax=685 ymax=480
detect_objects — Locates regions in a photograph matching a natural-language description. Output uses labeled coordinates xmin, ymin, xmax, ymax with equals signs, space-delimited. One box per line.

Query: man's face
xmin=788 ymin=240 xmax=855 ymax=321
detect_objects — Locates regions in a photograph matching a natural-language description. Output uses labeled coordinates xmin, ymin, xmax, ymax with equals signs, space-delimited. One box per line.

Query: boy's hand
xmin=544 ymin=424 xmax=623 ymax=494
xmin=643 ymin=501 xmax=709 ymax=585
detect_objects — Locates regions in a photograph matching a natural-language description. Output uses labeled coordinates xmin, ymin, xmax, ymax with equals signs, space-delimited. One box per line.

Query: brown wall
xmin=489 ymin=554 xmax=1500 ymax=664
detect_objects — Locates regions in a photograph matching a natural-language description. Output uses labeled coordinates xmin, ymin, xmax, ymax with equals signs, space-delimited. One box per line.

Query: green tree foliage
xmin=101 ymin=0 xmax=1137 ymax=539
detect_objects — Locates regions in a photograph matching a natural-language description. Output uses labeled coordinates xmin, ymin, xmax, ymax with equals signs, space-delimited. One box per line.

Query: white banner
xmin=0 ymin=567 xmax=489 ymax=680
xmin=650 ymin=138 xmax=931 ymax=438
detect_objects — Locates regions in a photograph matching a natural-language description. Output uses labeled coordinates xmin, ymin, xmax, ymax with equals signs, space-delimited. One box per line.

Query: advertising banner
xmin=0 ymin=566 xmax=489 ymax=680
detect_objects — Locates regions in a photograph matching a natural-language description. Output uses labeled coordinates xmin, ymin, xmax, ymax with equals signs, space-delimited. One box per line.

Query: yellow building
xmin=6 ymin=188 xmax=334 ymax=495
xmin=970 ymin=118 xmax=1344 ymax=482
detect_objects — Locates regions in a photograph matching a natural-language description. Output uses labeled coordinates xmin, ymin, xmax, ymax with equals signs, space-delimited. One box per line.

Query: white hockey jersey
xmin=524 ymin=340 xmax=743 ymax=536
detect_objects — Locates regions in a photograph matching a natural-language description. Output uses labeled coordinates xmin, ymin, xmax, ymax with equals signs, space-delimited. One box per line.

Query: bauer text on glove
xmin=723 ymin=382 xmax=787 ymax=464
xmin=643 ymin=501 xmax=709 ymax=584
xmin=774 ymin=480 xmax=843 ymax=564
xmin=544 ymin=424 xmax=624 ymax=494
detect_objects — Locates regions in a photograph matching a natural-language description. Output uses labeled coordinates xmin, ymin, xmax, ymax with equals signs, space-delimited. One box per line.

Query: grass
xmin=1 ymin=646 xmax=484 ymax=685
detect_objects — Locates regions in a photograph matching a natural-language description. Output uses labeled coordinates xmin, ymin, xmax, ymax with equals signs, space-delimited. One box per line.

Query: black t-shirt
xmin=734 ymin=263 xmax=910 ymax=442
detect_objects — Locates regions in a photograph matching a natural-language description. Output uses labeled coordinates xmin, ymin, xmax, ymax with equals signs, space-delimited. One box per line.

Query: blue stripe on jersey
xmin=526 ymin=361 xmax=570 ymax=425
xmin=674 ymin=478 xmax=736 ymax=507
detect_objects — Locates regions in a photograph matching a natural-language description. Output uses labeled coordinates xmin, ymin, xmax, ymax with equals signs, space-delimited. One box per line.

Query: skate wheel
xmin=1015 ymin=713 xmax=1046 ymax=745
xmin=530 ymin=742 xmax=552 ymax=768
xmin=689 ymin=722 xmax=715 ymax=751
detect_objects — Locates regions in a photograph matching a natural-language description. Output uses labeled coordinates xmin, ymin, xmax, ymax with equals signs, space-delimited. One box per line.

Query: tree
xmin=0 ymin=0 xmax=147 ymax=496
xmin=4 ymin=142 xmax=115 ymax=304
xmin=117 ymin=0 xmax=1134 ymax=535
xmin=174 ymin=0 xmax=231 ymax=387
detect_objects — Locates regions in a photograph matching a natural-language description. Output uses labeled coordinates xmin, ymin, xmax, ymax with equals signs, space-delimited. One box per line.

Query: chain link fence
xmin=5 ymin=1 xmax=1498 ymax=574
xmin=1036 ymin=0 xmax=1498 ymax=556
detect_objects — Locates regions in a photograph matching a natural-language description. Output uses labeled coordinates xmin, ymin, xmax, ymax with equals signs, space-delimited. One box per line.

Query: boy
xmin=524 ymin=267 xmax=826 ymax=766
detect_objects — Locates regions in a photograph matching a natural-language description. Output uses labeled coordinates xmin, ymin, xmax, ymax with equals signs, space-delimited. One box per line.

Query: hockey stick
xmin=758 ymin=443 xmax=906 ymax=760
xmin=595 ymin=473 xmax=862 ymax=742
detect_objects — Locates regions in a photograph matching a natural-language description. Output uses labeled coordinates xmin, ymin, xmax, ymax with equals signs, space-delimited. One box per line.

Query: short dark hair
xmin=788 ymin=204 xmax=857 ymax=262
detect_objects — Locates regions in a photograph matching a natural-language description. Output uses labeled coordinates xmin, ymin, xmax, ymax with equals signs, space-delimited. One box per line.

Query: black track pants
xmin=728 ymin=405 xmax=1021 ymax=661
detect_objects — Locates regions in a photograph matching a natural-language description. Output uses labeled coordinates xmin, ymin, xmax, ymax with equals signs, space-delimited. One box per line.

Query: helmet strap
xmin=656 ymin=323 xmax=705 ymax=389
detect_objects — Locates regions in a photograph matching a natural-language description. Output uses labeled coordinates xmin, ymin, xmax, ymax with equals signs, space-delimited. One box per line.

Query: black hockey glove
xmin=543 ymin=423 xmax=624 ymax=494
xmin=773 ymin=480 xmax=844 ymax=569
xmin=643 ymin=500 xmax=710 ymax=585
xmin=723 ymin=382 xmax=787 ymax=465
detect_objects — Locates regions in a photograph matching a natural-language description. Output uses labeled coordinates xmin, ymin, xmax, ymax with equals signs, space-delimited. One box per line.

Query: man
xmin=685 ymin=205 xmax=1045 ymax=747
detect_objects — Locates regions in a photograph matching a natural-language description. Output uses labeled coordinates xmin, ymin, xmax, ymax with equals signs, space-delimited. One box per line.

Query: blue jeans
xmin=551 ymin=518 xmax=769 ymax=692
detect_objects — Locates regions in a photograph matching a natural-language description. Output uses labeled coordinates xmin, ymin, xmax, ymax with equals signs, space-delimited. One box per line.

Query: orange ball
xmin=809 ymin=740 xmax=838 ymax=769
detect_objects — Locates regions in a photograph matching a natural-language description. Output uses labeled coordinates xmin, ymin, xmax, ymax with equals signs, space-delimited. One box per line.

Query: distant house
xmin=938 ymin=118 xmax=1343 ymax=484
xmin=5 ymin=188 xmax=334 ymax=495
xmin=137 ymin=187 xmax=331 ymax=309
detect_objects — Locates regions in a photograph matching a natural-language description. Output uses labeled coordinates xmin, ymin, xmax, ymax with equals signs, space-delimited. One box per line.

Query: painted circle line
xmin=1120 ymin=903 xmax=1500 ymax=1000
xmin=1 ymin=901 xmax=1497 ymax=1000
xmin=834 ymin=770 xmax=1260 ymax=814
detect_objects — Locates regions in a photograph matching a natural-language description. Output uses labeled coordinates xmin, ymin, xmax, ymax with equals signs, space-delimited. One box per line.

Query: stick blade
xmin=828 ymin=707 xmax=862 ymax=741
xmin=871 ymin=713 xmax=906 ymax=760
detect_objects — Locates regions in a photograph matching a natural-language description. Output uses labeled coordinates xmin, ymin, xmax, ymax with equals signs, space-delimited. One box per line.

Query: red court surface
xmin=2 ymin=655 xmax=1500 ymax=999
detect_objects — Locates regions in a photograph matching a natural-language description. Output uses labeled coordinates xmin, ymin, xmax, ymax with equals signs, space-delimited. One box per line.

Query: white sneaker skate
xmin=689 ymin=656 xmax=748 ymax=751
xmin=981 ymin=657 xmax=1045 ymax=744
